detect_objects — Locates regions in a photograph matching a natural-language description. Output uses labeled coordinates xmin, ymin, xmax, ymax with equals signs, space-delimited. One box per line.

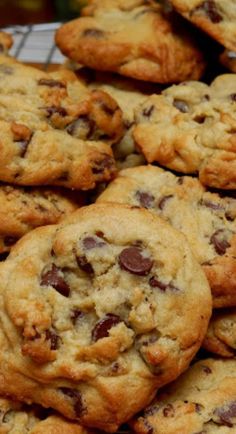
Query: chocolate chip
xmin=83 ymin=236 xmax=105 ymax=249
xmin=173 ymin=99 xmax=189 ymax=113
xmin=202 ymin=364 xmax=212 ymax=374
xmin=44 ymin=106 xmax=68 ymax=118
xmin=40 ymin=264 xmax=70 ymax=297
xmin=66 ymin=116 xmax=94 ymax=139
xmin=214 ymin=401 xmax=236 ymax=427
xmin=143 ymin=420 xmax=154 ymax=434
xmin=195 ymin=403 xmax=203 ymax=413
xmin=135 ymin=191 xmax=154 ymax=208
xmin=92 ymin=313 xmax=122 ymax=341
xmin=91 ymin=155 xmax=115 ymax=174
xmin=149 ymin=276 xmax=179 ymax=292
xmin=76 ymin=255 xmax=94 ymax=274
xmin=82 ymin=28 xmax=105 ymax=38
xmin=200 ymin=199 xmax=224 ymax=210
xmin=231 ymin=94 xmax=236 ymax=102
xmin=98 ymin=100 xmax=116 ymax=116
xmin=60 ymin=388 xmax=86 ymax=418
xmin=142 ymin=105 xmax=154 ymax=117
xmin=210 ymin=229 xmax=230 ymax=255
xmin=71 ymin=309 xmax=84 ymax=325
xmin=194 ymin=1 xmax=223 ymax=23
xmin=158 ymin=194 xmax=173 ymax=210
xmin=177 ymin=177 xmax=184 ymax=184
xmin=119 ymin=247 xmax=153 ymax=276
xmin=45 ymin=329 xmax=60 ymax=350
xmin=163 ymin=404 xmax=175 ymax=417
xmin=4 ymin=236 xmax=18 ymax=246
xmin=194 ymin=115 xmax=206 ymax=124
xmin=38 ymin=78 xmax=66 ymax=88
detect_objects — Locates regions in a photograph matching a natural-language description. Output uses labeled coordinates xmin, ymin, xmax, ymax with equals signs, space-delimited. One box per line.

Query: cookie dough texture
xmin=203 ymin=308 xmax=236 ymax=357
xmin=133 ymin=74 xmax=236 ymax=189
xmin=97 ymin=165 xmax=236 ymax=308
xmin=0 ymin=184 xmax=82 ymax=254
xmin=170 ymin=0 xmax=236 ymax=51
xmin=132 ymin=358 xmax=236 ymax=434
xmin=55 ymin=0 xmax=205 ymax=83
xmin=0 ymin=55 xmax=124 ymax=189
xmin=0 ymin=203 xmax=211 ymax=431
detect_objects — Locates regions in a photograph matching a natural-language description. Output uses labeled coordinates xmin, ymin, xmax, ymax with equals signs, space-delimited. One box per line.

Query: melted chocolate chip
xmin=163 ymin=403 xmax=174 ymax=417
xmin=194 ymin=115 xmax=206 ymax=124
xmin=202 ymin=364 xmax=212 ymax=374
xmin=83 ymin=236 xmax=105 ymax=249
xmin=82 ymin=28 xmax=105 ymax=38
xmin=173 ymin=99 xmax=189 ymax=113
xmin=92 ymin=313 xmax=122 ymax=341
xmin=158 ymin=194 xmax=173 ymax=210
xmin=200 ymin=199 xmax=224 ymax=211
xmin=135 ymin=191 xmax=154 ymax=208
xmin=45 ymin=329 xmax=60 ymax=350
xmin=210 ymin=229 xmax=230 ymax=255
xmin=4 ymin=236 xmax=18 ymax=246
xmin=38 ymin=78 xmax=66 ymax=88
xmin=194 ymin=0 xmax=223 ymax=23
xmin=40 ymin=264 xmax=70 ymax=297
xmin=91 ymin=155 xmax=114 ymax=174
xmin=71 ymin=309 xmax=84 ymax=325
xmin=44 ymin=106 xmax=67 ymax=118
xmin=214 ymin=401 xmax=236 ymax=427
xmin=119 ymin=247 xmax=153 ymax=276
xmin=76 ymin=255 xmax=94 ymax=274
xmin=149 ymin=277 xmax=179 ymax=292
xmin=60 ymin=388 xmax=86 ymax=418
xmin=142 ymin=105 xmax=154 ymax=117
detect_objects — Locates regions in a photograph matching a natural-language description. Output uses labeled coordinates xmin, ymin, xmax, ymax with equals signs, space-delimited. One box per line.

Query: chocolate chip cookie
xmin=0 ymin=55 xmax=124 ymax=189
xmin=0 ymin=184 xmax=82 ymax=254
xmin=203 ymin=308 xmax=236 ymax=357
xmin=133 ymin=74 xmax=236 ymax=189
xmin=170 ymin=0 xmax=236 ymax=51
xmin=0 ymin=203 xmax=211 ymax=431
xmin=0 ymin=397 xmax=92 ymax=433
xmin=55 ymin=0 xmax=205 ymax=83
xmin=97 ymin=165 xmax=236 ymax=307
xmin=132 ymin=358 xmax=236 ymax=434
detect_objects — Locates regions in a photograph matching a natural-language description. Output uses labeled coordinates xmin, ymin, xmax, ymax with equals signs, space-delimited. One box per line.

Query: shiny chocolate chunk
xmin=92 ymin=313 xmax=122 ymax=341
xmin=60 ymin=388 xmax=86 ymax=418
xmin=214 ymin=401 xmax=236 ymax=427
xmin=149 ymin=276 xmax=179 ymax=292
xmin=119 ymin=246 xmax=153 ymax=276
xmin=40 ymin=264 xmax=70 ymax=297
xmin=45 ymin=329 xmax=60 ymax=350
xmin=210 ymin=229 xmax=230 ymax=255
xmin=76 ymin=255 xmax=94 ymax=274
xmin=173 ymin=99 xmax=189 ymax=113
xmin=135 ymin=191 xmax=154 ymax=208
xmin=83 ymin=236 xmax=106 ymax=249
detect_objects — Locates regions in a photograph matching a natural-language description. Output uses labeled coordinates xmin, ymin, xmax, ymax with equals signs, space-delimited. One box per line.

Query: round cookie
xmin=132 ymin=358 xmax=236 ymax=434
xmin=170 ymin=0 xmax=236 ymax=52
xmin=97 ymin=165 xmax=236 ymax=308
xmin=203 ymin=308 xmax=236 ymax=357
xmin=55 ymin=0 xmax=205 ymax=83
xmin=0 ymin=397 xmax=93 ymax=434
xmin=0 ymin=184 xmax=83 ymax=254
xmin=0 ymin=55 xmax=124 ymax=189
xmin=0 ymin=203 xmax=211 ymax=431
xmin=133 ymin=74 xmax=236 ymax=189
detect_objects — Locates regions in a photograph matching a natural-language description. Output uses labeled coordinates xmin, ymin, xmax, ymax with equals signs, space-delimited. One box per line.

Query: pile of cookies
xmin=0 ymin=0 xmax=236 ymax=432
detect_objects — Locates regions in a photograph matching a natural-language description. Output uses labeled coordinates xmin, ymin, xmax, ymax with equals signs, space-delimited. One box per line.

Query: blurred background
xmin=0 ymin=0 xmax=85 ymax=27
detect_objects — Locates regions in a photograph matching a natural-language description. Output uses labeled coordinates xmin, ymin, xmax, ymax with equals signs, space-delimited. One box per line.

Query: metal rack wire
xmin=3 ymin=22 xmax=65 ymax=69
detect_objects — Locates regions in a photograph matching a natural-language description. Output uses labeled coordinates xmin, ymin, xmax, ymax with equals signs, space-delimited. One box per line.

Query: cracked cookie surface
xmin=132 ymin=358 xmax=236 ymax=434
xmin=133 ymin=74 xmax=236 ymax=189
xmin=97 ymin=165 xmax=236 ymax=307
xmin=170 ymin=0 xmax=236 ymax=51
xmin=0 ymin=203 xmax=211 ymax=431
xmin=55 ymin=0 xmax=205 ymax=83
xmin=0 ymin=55 xmax=123 ymax=189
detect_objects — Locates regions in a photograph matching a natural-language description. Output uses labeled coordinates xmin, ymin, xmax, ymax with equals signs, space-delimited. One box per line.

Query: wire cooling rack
xmin=3 ymin=22 xmax=65 ymax=69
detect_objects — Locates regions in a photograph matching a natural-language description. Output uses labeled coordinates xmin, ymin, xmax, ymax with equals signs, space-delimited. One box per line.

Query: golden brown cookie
xmin=55 ymin=0 xmax=205 ymax=83
xmin=0 ymin=203 xmax=211 ymax=431
xmin=203 ymin=308 xmax=236 ymax=357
